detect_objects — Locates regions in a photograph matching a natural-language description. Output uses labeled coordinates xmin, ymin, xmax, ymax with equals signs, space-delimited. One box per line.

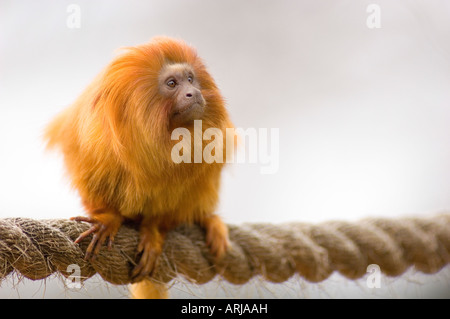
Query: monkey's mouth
xmin=173 ymin=102 xmax=204 ymax=117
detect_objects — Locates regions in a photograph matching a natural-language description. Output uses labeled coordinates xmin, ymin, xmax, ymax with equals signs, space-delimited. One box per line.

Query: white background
xmin=0 ymin=0 xmax=449 ymax=298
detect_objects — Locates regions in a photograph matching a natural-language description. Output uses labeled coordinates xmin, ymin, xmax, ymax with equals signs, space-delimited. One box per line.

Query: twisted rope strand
xmin=0 ymin=215 xmax=449 ymax=286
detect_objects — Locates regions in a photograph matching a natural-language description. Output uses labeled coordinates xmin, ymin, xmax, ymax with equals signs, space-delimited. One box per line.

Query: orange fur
xmin=45 ymin=36 xmax=233 ymax=297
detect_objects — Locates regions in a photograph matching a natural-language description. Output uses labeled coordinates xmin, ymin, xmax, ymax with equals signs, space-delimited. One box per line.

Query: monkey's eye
xmin=187 ymin=76 xmax=194 ymax=83
xmin=167 ymin=79 xmax=177 ymax=88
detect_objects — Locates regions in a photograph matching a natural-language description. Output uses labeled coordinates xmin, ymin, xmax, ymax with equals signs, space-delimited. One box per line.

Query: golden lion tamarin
xmin=45 ymin=36 xmax=233 ymax=298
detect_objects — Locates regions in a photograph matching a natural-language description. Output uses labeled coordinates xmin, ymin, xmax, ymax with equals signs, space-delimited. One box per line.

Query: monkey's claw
xmin=131 ymin=239 xmax=162 ymax=283
xmin=207 ymin=231 xmax=230 ymax=258
xmin=203 ymin=214 xmax=230 ymax=259
xmin=71 ymin=216 xmax=119 ymax=260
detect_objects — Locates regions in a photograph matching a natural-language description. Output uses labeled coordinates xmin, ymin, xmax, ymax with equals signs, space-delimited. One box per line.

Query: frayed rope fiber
xmin=0 ymin=215 xmax=449 ymax=286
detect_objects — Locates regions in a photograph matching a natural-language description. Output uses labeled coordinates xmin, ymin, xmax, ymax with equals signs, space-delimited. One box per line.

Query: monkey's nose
xmin=185 ymin=90 xmax=201 ymax=101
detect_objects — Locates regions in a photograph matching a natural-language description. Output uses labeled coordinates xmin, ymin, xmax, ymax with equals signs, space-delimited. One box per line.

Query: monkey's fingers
xmin=206 ymin=231 xmax=230 ymax=258
xmin=73 ymin=223 xmax=100 ymax=244
xmin=85 ymin=232 xmax=101 ymax=260
xmin=107 ymin=236 xmax=115 ymax=250
xmin=72 ymin=216 xmax=118 ymax=260
xmin=85 ymin=225 xmax=111 ymax=260
xmin=204 ymin=215 xmax=230 ymax=258
xmin=70 ymin=216 xmax=96 ymax=224
xmin=131 ymin=243 xmax=160 ymax=283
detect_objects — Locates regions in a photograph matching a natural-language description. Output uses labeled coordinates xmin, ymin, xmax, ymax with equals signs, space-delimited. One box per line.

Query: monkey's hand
xmin=71 ymin=209 xmax=123 ymax=260
xmin=203 ymin=214 xmax=230 ymax=258
xmin=131 ymin=219 xmax=165 ymax=283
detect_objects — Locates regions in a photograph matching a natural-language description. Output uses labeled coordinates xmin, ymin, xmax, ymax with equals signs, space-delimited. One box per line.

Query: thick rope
xmin=0 ymin=215 xmax=449 ymax=286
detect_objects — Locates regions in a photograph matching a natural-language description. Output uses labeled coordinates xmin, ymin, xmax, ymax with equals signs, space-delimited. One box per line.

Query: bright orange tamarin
xmin=45 ymin=36 xmax=233 ymax=297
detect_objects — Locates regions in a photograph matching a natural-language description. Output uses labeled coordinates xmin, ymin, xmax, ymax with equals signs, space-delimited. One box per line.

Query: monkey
xmin=45 ymin=36 xmax=234 ymax=298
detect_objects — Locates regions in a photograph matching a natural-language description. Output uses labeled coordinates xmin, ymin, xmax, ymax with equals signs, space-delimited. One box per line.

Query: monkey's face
xmin=91 ymin=37 xmax=230 ymax=169
xmin=158 ymin=63 xmax=206 ymax=128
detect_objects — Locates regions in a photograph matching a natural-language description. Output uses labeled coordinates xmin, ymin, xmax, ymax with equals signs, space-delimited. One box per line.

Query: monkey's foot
xmin=131 ymin=227 xmax=164 ymax=283
xmin=71 ymin=215 xmax=123 ymax=260
xmin=204 ymin=214 xmax=230 ymax=258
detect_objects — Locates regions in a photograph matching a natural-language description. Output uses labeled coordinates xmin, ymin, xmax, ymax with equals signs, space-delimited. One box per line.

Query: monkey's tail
xmin=130 ymin=280 xmax=169 ymax=299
